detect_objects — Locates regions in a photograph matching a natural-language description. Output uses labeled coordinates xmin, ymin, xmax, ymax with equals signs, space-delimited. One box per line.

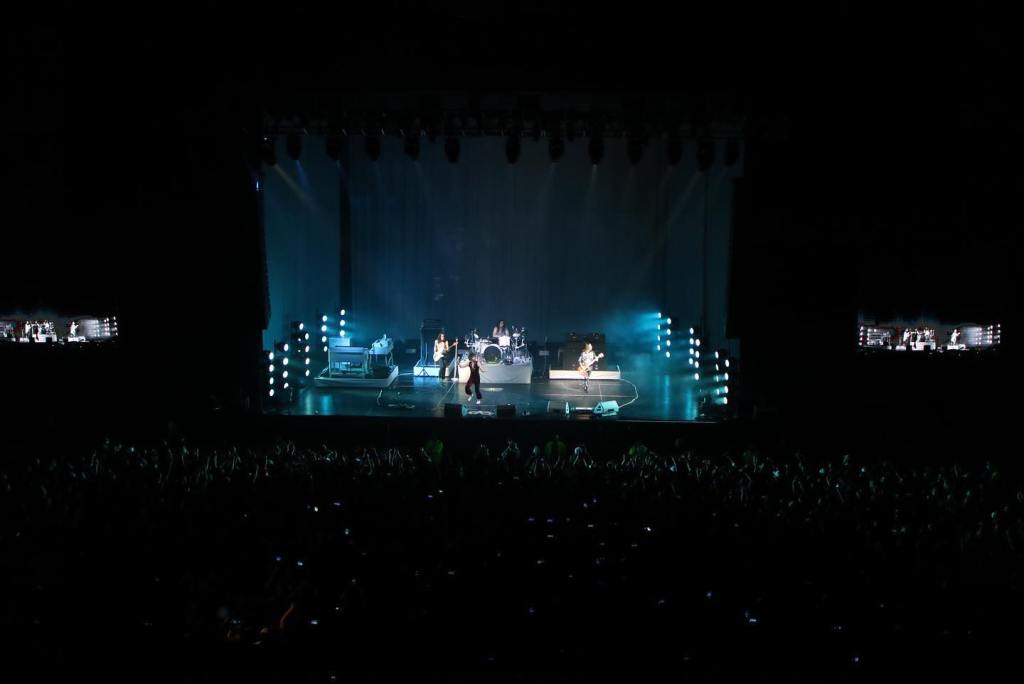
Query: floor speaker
xmin=496 ymin=404 xmax=516 ymax=418
xmin=444 ymin=403 xmax=466 ymax=418
xmin=547 ymin=400 xmax=569 ymax=416
xmin=593 ymin=400 xmax=620 ymax=416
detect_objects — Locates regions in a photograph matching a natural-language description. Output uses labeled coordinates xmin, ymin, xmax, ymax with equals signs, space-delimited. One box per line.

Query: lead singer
xmin=463 ymin=353 xmax=483 ymax=404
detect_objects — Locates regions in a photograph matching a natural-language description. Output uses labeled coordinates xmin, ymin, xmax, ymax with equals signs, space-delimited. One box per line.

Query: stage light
xmin=340 ymin=309 xmax=346 ymax=316
xmin=305 ymin=357 xmax=310 ymax=364
xmin=321 ymin=336 xmax=327 ymax=343
xmin=286 ymin=132 xmax=303 ymax=161
xmin=506 ymin=134 xmax=521 ymax=164
xmin=657 ymin=345 xmax=661 ymax=351
xmin=667 ymin=137 xmax=682 ymax=166
xmin=323 ymin=346 xmax=328 ymax=353
xmin=444 ymin=136 xmax=460 ymax=163
xmin=697 ymin=138 xmax=714 ymax=172
xmin=695 ymin=339 xmax=701 ymax=347
xmin=694 ymin=373 xmax=700 ymax=381
xmin=305 ymin=369 xmax=311 ymax=377
xmin=549 ymin=137 xmax=565 ymax=162
xmin=269 ymin=364 xmax=275 ymax=373
xmin=269 ymin=388 xmax=275 ymax=397
xmin=269 ymin=352 xmax=274 ymax=361
xmin=298 ymin=322 xmax=304 ymax=331
xmin=666 ymin=318 xmax=672 ymax=325
xmin=282 ymin=357 xmax=289 ymax=365
xmin=304 ymin=345 xmax=310 ymax=354
xmin=283 ymin=370 xmax=289 ymax=378
xmin=283 ymin=382 xmax=289 ymax=389
xmin=689 ymin=358 xmax=694 ymax=365
xmin=666 ymin=340 xmax=671 ymax=347
xmin=725 ymin=359 xmax=730 ymax=368
xmin=366 ymin=136 xmax=381 ymax=161
xmin=588 ymin=136 xmax=604 ymax=165
xmin=304 ymin=332 xmax=309 ymax=340
xmin=269 ymin=376 xmax=274 ymax=385
xmin=340 ymin=320 xmax=346 ymax=327
xmin=723 ymin=385 xmax=729 ymax=393
xmin=404 ymin=135 xmax=420 ymax=161
xmin=723 ymin=397 xmax=728 ymax=405
xmin=689 ymin=338 xmax=694 ymax=345
xmin=690 ymin=327 xmax=695 ymax=335
xmin=657 ymin=312 xmax=662 ymax=319
xmin=715 ymin=351 xmax=720 ymax=359
xmin=667 ymin=329 xmax=672 ymax=335
xmin=321 ymin=325 xmax=327 ymax=333
xmin=340 ymin=330 xmax=346 ymax=337
xmin=322 ymin=315 xmax=328 ymax=322
xmin=665 ymin=351 xmax=671 ymax=358
xmin=657 ymin=324 xmax=661 ymax=331
xmin=695 ymin=350 xmax=700 ymax=358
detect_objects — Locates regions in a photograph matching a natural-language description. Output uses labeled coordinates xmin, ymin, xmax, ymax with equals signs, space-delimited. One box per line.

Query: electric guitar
xmin=433 ymin=339 xmax=458 ymax=363
xmin=577 ymin=352 xmax=604 ymax=373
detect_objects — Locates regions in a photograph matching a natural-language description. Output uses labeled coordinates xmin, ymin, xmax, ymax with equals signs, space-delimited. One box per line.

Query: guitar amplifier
xmin=562 ymin=341 xmax=584 ymax=369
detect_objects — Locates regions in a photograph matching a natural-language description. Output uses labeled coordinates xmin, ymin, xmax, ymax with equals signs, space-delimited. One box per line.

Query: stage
xmin=285 ymin=357 xmax=703 ymax=421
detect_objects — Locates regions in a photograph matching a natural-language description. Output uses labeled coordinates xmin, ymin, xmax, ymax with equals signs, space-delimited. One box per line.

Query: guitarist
xmin=433 ymin=332 xmax=458 ymax=382
xmin=577 ymin=342 xmax=604 ymax=392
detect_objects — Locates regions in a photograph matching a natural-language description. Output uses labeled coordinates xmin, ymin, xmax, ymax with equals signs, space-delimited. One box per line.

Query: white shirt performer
xmin=577 ymin=342 xmax=598 ymax=393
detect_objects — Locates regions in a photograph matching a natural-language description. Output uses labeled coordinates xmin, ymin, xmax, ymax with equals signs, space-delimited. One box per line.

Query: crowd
xmin=2 ymin=432 xmax=1022 ymax=681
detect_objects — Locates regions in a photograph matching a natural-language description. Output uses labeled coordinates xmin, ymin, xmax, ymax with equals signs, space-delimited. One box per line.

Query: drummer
xmin=492 ymin=319 xmax=509 ymax=339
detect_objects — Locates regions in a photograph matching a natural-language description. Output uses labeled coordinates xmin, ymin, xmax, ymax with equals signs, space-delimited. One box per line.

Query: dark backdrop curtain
xmin=345 ymin=136 xmax=739 ymax=349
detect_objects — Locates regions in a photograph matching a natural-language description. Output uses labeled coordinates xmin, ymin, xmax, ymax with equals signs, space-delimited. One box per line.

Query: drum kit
xmin=465 ymin=325 xmax=530 ymax=365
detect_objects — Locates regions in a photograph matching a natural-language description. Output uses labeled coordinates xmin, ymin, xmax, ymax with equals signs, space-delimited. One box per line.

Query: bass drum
xmin=482 ymin=343 xmax=503 ymax=364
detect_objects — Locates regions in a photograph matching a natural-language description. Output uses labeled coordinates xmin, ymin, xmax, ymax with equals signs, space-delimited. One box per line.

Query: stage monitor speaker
xmin=547 ymin=400 xmax=569 ymax=416
xmin=444 ymin=403 xmax=466 ymax=418
xmin=496 ymin=404 xmax=516 ymax=418
xmin=592 ymin=400 xmax=620 ymax=416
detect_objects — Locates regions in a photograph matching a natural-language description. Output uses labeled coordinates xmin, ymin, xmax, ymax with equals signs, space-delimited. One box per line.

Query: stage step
xmin=315 ymin=365 xmax=398 ymax=388
xmin=548 ymin=368 xmax=621 ymax=381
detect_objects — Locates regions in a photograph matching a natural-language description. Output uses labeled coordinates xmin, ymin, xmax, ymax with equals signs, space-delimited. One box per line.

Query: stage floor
xmin=289 ymin=358 xmax=702 ymax=421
